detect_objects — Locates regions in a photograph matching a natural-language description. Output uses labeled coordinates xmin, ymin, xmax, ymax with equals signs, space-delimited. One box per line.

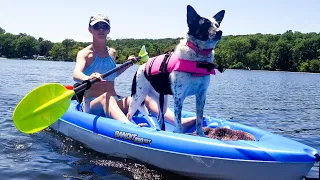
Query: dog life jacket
xmin=144 ymin=51 xmax=217 ymax=95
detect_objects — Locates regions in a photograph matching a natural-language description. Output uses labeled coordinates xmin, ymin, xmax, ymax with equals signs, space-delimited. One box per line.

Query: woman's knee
xmin=98 ymin=92 xmax=117 ymax=108
xmin=100 ymin=92 xmax=110 ymax=99
xmin=145 ymin=96 xmax=160 ymax=110
xmin=144 ymin=96 xmax=153 ymax=106
xmin=99 ymin=93 xmax=119 ymax=116
xmin=117 ymin=96 xmax=132 ymax=114
xmin=102 ymin=93 xmax=123 ymax=109
xmin=101 ymin=92 xmax=119 ymax=102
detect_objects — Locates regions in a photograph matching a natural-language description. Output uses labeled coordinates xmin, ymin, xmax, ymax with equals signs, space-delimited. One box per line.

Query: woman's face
xmin=89 ymin=22 xmax=110 ymax=39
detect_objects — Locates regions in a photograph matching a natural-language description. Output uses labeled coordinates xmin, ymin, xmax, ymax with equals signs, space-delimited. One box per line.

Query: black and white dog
xmin=127 ymin=5 xmax=225 ymax=137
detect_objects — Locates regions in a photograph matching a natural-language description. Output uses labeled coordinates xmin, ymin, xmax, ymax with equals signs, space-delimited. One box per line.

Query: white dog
xmin=127 ymin=5 xmax=225 ymax=137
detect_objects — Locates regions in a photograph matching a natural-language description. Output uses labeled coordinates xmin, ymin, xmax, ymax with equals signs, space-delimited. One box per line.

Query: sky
xmin=1 ymin=0 xmax=320 ymax=43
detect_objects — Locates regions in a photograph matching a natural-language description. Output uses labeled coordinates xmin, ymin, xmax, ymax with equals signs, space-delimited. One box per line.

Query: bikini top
xmin=83 ymin=46 xmax=117 ymax=81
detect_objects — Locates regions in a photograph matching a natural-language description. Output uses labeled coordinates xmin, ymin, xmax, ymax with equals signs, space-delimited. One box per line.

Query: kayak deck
xmin=57 ymin=100 xmax=318 ymax=163
xmin=51 ymin=100 xmax=319 ymax=180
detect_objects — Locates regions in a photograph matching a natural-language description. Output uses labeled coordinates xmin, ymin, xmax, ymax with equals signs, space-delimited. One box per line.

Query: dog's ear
xmin=213 ymin=10 xmax=225 ymax=25
xmin=187 ymin=5 xmax=200 ymax=25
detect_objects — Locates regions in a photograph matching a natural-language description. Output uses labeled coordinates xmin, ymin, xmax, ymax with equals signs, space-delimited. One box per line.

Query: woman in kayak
xmin=73 ymin=13 xmax=198 ymax=131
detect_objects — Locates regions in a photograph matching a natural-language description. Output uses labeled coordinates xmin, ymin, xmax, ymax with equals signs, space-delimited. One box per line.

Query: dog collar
xmin=186 ymin=41 xmax=213 ymax=56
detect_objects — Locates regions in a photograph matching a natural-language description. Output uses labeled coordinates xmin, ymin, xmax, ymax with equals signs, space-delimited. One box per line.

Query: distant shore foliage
xmin=0 ymin=27 xmax=319 ymax=73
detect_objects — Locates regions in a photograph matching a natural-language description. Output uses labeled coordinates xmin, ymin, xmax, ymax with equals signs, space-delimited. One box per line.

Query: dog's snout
xmin=216 ymin=30 xmax=222 ymax=36
xmin=215 ymin=30 xmax=222 ymax=40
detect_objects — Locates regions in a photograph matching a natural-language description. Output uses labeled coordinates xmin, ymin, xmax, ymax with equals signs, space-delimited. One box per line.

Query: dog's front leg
xmin=196 ymin=92 xmax=206 ymax=137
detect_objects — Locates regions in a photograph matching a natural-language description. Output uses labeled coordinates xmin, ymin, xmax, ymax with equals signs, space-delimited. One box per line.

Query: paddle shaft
xmin=73 ymin=57 xmax=141 ymax=94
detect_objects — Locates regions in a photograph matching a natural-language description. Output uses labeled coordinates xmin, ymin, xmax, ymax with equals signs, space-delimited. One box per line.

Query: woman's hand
xmin=127 ymin=55 xmax=137 ymax=63
xmin=88 ymin=72 xmax=106 ymax=82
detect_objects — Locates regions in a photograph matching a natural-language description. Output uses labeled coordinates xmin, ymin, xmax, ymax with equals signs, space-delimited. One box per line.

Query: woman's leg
xmin=111 ymin=96 xmax=147 ymax=126
xmin=117 ymin=96 xmax=131 ymax=115
xmin=85 ymin=93 xmax=130 ymax=124
xmin=120 ymin=95 xmax=198 ymax=132
xmin=143 ymin=96 xmax=198 ymax=132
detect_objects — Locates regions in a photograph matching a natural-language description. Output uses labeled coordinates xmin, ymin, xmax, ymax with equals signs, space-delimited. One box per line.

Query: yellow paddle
xmin=12 ymin=45 xmax=149 ymax=134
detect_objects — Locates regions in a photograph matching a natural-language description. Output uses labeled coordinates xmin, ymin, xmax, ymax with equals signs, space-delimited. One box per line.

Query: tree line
xmin=0 ymin=26 xmax=319 ymax=73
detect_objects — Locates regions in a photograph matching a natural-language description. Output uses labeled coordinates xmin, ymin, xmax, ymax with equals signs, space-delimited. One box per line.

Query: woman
xmin=73 ymin=13 xmax=198 ymax=131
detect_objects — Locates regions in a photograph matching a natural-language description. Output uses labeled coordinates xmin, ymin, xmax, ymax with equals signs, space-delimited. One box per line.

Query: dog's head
xmin=186 ymin=5 xmax=225 ymax=43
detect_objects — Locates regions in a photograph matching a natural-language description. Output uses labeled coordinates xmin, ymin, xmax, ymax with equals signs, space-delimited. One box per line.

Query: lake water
xmin=1 ymin=59 xmax=320 ymax=179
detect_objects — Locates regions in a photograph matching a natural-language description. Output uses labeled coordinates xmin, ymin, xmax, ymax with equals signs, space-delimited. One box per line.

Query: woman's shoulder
xmin=78 ymin=45 xmax=94 ymax=59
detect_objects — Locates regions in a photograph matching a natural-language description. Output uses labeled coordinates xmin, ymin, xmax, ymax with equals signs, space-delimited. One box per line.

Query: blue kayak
xmin=51 ymin=100 xmax=319 ymax=180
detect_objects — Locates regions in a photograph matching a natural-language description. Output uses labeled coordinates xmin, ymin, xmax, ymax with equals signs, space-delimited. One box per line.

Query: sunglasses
xmin=92 ymin=23 xmax=110 ymax=31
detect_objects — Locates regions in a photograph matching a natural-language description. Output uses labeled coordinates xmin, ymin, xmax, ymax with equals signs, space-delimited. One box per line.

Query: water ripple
xmin=0 ymin=60 xmax=319 ymax=179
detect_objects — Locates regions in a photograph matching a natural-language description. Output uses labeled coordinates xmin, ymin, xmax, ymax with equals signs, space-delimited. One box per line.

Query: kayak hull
xmin=50 ymin=100 xmax=318 ymax=180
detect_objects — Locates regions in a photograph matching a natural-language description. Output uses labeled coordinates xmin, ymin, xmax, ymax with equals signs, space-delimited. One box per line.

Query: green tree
xmin=38 ymin=37 xmax=44 ymax=42
xmin=0 ymin=27 xmax=5 ymax=34
xmin=300 ymin=59 xmax=320 ymax=73
xmin=14 ymin=35 xmax=39 ymax=58
xmin=39 ymin=40 xmax=53 ymax=56
xmin=49 ymin=43 xmax=65 ymax=61
xmin=0 ymin=33 xmax=18 ymax=58
xmin=270 ymin=40 xmax=293 ymax=71
xmin=62 ymin=39 xmax=76 ymax=61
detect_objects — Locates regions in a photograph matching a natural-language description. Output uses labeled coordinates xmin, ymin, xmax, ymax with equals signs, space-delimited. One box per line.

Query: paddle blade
xmin=138 ymin=45 xmax=149 ymax=62
xmin=12 ymin=83 xmax=75 ymax=134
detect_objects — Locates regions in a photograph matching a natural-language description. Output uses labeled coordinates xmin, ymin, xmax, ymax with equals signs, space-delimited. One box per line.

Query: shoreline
xmin=1 ymin=58 xmax=319 ymax=74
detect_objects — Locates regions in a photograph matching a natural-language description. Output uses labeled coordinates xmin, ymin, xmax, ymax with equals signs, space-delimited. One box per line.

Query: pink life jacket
xmin=145 ymin=51 xmax=216 ymax=77
xmin=143 ymin=41 xmax=220 ymax=95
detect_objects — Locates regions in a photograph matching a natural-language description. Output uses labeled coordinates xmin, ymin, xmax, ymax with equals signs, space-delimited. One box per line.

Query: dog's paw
xmin=154 ymin=127 xmax=161 ymax=131
xmin=173 ymin=126 xmax=183 ymax=134
xmin=191 ymin=129 xmax=206 ymax=137
xmin=197 ymin=132 xmax=206 ymax=137
xmin=126 ymin=113 xmax=132 ymax=120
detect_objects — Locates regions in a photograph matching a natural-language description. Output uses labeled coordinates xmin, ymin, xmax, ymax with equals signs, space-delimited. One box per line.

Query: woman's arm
xmin=73 ymin=50 xmax=90 ymax=83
